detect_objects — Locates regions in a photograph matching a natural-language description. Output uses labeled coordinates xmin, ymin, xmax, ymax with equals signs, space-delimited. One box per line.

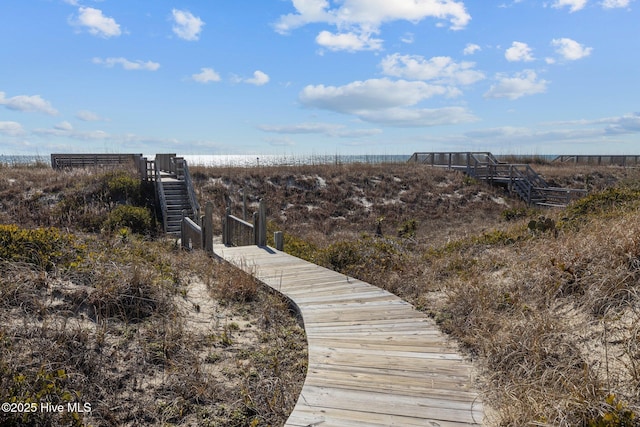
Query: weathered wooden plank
xmin=306 ymin=363 xmax=476 ymax=393
xmin=286 ymin=407 xmax=479 ymax=427
xmin=212 ymin=244 xmax=484 ymax=426
xmin=295 ymin=385 xmax=483 ymax=424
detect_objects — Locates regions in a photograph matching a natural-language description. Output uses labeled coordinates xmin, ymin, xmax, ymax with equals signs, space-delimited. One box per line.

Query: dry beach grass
xmin=0 ymin=163 xmax=306 ymax=427
xmin=191 ymin=161 xmax=640 ymax=426
xmin=2 ymin=160 xmax=640 ymax=426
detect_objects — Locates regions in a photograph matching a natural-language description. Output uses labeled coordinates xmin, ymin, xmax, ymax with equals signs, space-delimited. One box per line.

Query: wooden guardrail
xmin=154 ymin=164 xmax=169 ymax=233
xmin=222 ymin=199 xmax=267 ymax=247
xmin=178 ymin=158 xmax=200 ymax=218
xmin=553 ymin=155 xmax=640 ymax=166
xmin=51 ymin=153 xmax=143 ymax=169
xmin=180 ymin=202 xmax=214 ymax=253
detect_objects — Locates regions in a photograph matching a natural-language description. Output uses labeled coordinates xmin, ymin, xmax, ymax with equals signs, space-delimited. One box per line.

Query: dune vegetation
xmin=2 ymin=159 xmax=640 ymax=426
xmin=0 ymin=163 xmax=306 ymax=427
xmin=191 ymin=161 xmax=640 ymax=426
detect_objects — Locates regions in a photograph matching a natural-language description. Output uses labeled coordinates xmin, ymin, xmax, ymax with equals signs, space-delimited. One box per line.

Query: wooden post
xmin=204 ymin=202 xmax=213 ymax=254
xmin=258 ymin=199 xmax=266 ymax=247
xmin=253 ymin=211 xmax=259 ymax=246
xmin=181 ymin=210 xmax=187 ymax=250
xmin=223 ymin=207 xmax=231 ymax=246
xmin=242 ymin=188 xmax=247 ymax=221
xmin=274 ymin=231 xmax=284 ymax=251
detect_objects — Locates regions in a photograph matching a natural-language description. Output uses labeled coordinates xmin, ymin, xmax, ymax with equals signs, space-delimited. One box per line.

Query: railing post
xmin=242 ymin=187 xmax=247 ymax=221
xmin=274 ymin=231 xmax=284 ymax=251
xmin=253 ymin=211 xmax=259 ymax=246
xmin=204 ymin=202 xmax=213 ymax=254
xmin=181 ymin=210 xmax=187 ymax=249
xmin=258 ymin=199 xmax=266 ymax=247
xmin=223 ymin=207 xmax=231 ymax=246
xmin=509 ymin=165 xmax=514 ymax=193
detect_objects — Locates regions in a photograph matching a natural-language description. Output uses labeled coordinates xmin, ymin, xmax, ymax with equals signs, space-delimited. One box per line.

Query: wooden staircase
xmin=160 ymin=178 xmax=194 ymax=235
xmin=150 ymin=154 xmax=200 ymax=236
xmin=408 ymin=152 xmax=587 ymax=207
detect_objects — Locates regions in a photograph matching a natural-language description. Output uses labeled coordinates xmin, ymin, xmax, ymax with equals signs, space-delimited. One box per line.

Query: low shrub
xmin=103 ymin=205 xmax=153 ymax=234
xmin=103 ymin=170 xmax=143 ymax=206
xmin=0 ymin=366 xmax=83 ymax=427
xmin=0 ymin=225 xmax=83 ymax=270
xmin=563 ymin=187 xmax=640 ymax=224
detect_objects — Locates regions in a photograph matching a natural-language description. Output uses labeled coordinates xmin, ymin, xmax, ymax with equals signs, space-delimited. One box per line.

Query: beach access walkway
xmin=214 ymin=243 xmax=484 ymax=427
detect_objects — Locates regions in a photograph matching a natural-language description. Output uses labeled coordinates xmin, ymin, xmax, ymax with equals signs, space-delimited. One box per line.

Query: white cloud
xmin=266 ymin=137 xmax=296 ymax=147
xmin=601 ymin=0 xmax=632 ymax=8
xmin=54 ymin=121 xmax=74 ymax=131
xmin=93 ymin=57 xmax=160 ymax=71
xmin=401 ymin=33 xmax=415 ymax=44
xmin=33 ymin=126 xmax=110 ymax=141
xmin=244 ymin=71 xmax=270 ymax=86
xmin=300 ymin=78 xmax=450 ymax=112
xmin=505 ymin=41 xmax=535 ymax=62
xmin=551 ymin=37 xmax=593 ymax=60
xmin=259 ymin=122 xmax=382 ymax=138
xmin=463 ymin=43 xmax=481 ymax=55
xmin=380 ymin=54 xmax=485 ymax=86
xmin=73 ymin=7 xmax=121 ymax=38
xmin=0 ymin=121 xmax=26 ymax=137
xmin=171 ymin=9 xmax=204 ymax=41
xmin=275 ymin=0 xmax=471 ymax=52
xmin=275 ymin=0 xmax=332 ymax=33
xmin=316 ymin=30 xmax=383 ymax=52
xmin=76 ymin=110 xmax=105 ymax=121
xmin=0 ymin=91 xmax=58 ymax=115
xmin=192 ymin=68 xmax=221 ymax=83
xmin=298 ymin=78 xmax=476 ymax=126
xmin=484 ymin=70 xmax=548 ymax=100
xmin=604 ymin=112 xmax=640 ymax=134
xmin=551 ymin=0 xmax=588 ymax=12
xmin=355 ymin=106 xmax=477 ymax=127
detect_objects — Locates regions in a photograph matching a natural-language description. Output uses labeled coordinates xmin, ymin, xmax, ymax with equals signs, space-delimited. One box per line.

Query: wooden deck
xmin=213 ymin=244 xmax=484 ymax=426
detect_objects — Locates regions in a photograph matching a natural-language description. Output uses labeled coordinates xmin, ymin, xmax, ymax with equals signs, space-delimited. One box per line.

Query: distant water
xmin=0 ymin=154 xmax=410 ymax=168
xmin=177 ymin=154 xmax=410 ymax=167
xmin=0 ymin=155 xmax=49 ymax=165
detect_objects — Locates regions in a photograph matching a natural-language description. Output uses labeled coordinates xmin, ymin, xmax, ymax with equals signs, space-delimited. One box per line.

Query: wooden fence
xmin=180 ymin=202 xmax=214 ymax=253
xmin=51 ymin=153 xmax=143 ymax=168
xmin=222 ymin=199 xmax=267 ymax=247
xmin=553 ymin=155 xmax=640 ymax=166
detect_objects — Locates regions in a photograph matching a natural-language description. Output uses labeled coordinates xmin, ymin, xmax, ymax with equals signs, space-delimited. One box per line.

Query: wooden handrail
xmin=154 ymin=164 xmax=169 ymax=233
xmin=181 ymin=214 xmax=202 ymax=250
xmin=182 ymin=160 xmax=200 ymax=219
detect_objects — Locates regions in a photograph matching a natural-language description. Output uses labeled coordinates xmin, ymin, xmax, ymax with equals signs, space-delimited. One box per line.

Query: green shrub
xmin=588 ymin=394 xmax=637 ymax=427
xmin=0 ymin=225 xmax=83 ymax=270
xmin=397 ymin=219 xmax=417 ymax=238
xmin=501 ymin=207 xmax=530 ymax=221
xmin=104 ymin=171 xmax=143 ymax=205
xmin=103 ymin=205 xmax=152 ymax=234
xmin=565 ymin=188 xmax=640 ymax=220
xmin=0 ymin=367 xmax=83 ymax=427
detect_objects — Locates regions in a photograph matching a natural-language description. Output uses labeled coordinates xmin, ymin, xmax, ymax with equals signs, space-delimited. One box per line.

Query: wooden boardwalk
xmin=214 ymin=244 xmax=483 ymax=426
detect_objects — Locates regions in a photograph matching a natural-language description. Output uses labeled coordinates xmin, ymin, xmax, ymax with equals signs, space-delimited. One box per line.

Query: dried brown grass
xmin=190 ymin=161 xmax=640 ymax=426
xmin=0 ymin=164 xmax=306 ymax=427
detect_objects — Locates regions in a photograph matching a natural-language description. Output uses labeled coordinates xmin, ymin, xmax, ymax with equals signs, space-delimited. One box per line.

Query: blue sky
xmin=1 ymin=0 xmax=638 ymax=156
